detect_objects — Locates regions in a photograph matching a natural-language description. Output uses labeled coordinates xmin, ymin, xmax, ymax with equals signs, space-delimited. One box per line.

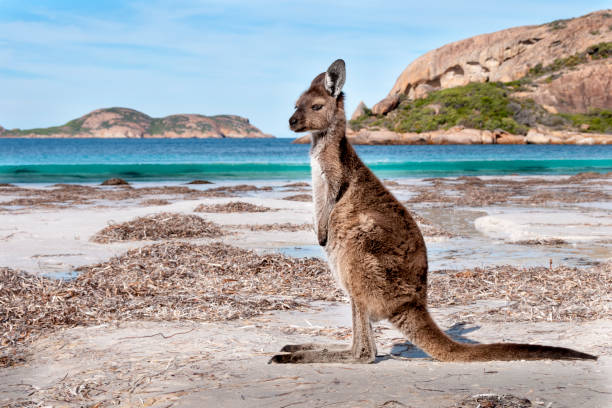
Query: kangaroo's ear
xmin=324 ymin=59 xmax=345 ymax=98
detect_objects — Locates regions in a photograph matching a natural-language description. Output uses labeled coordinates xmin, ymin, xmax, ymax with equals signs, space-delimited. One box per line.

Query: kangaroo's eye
xmin=312 ymin=104 xmax=323 ymax=111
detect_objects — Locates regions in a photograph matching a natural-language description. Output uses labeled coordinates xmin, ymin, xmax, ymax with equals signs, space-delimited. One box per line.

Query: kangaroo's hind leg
xmin=277 ymin=300 xmax=361 ymax=352
xmin=270 ymin=301 xmax=377 ymax=364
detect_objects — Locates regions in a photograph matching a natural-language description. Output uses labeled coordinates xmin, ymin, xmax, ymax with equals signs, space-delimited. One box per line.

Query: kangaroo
xmin=270 ymin=59 xmax=597 ymax=364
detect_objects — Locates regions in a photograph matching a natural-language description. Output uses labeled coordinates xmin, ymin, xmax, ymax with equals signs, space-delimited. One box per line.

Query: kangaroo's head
xmin=289 ymin=59 xmax=346 ymax=133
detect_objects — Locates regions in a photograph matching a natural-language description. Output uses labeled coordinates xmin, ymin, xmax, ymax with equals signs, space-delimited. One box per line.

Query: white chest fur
xmin=310 ymin=155 xmax=325 ymax=200
xmin=309 ymin=144 xmax=328 ymax=218
xmin=309 ymin=148 xmax=344 ymax=289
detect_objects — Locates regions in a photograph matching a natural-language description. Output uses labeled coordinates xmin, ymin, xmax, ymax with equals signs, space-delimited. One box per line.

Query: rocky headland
xmin=293 ymin=126 xmax=612 ymax=145
xmin=0 ymin=107 xmax=273 ymax=139
xmin=296 ymin=10 xmax=612 ymax=145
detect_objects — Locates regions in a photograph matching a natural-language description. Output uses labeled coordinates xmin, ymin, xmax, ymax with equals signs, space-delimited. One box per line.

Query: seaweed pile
xmin=90 ymin=212 xmax=225 ymax=243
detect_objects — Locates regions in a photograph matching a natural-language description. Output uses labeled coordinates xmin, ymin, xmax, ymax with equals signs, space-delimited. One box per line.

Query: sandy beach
xmin=1 ymin=174 xmax=611 ymax=407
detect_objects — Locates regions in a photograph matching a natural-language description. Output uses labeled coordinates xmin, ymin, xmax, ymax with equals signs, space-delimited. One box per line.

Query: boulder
xmin=371 ymin=95 xmax=400 ymax=115
xmin=351 ymin=101 xmax=368 ymax=120
xmin=398 ymin=133 xmax=430 ymax=144
xmin=430 ymin=127 xmax=491 ymax=144
xmin=525 ymin=129 xmax=565 ymax=144
xmin=523 ymin=60 xmax=612 ymax=113
xmin=424 ymin=103 xmax=442 ymax=115
xmin=376 ymin=10 xmax=612 ymax=114
xmin=575 ymin=137 xmax=595 ymax=145
xmin=292 ymin=134 xmax=311 ymax=144
xmin=494 ymin=130 xmax=526 ymax=144
xmin=349 ymin=129 xmax=399 ymax=145
xmin=410 ymin=83 xmax=437 ymax=99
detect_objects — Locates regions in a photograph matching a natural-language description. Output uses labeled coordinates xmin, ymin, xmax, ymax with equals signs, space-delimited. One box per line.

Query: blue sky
xmin=0 ymin=1 xmax=608 ymax=137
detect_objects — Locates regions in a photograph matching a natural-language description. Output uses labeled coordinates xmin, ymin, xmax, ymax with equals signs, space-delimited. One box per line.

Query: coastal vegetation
xmin=350 ymin=42 xmax=612 ymax=135
xmin=528 ymin=41 xmax=612 ymax=76
xmin=351 ymin=82 xmax=612 ymax=135
xmin=351 ymin=83 xmax=530 ymax=134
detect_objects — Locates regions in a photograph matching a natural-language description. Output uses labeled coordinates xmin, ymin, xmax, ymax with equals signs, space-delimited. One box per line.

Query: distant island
xmin=296 ymin=10 xmax=612 ymax=145
xmin=0 ymin=107 xmax=274 ymax=139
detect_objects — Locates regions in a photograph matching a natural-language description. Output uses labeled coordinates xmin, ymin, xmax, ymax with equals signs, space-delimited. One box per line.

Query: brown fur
xmin=270 ymin=60 xmax=597 ymax=364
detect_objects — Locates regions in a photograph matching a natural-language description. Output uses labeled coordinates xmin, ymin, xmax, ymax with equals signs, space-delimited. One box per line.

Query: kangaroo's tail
xmin=388 ymin=302 xmax=597 ymax=362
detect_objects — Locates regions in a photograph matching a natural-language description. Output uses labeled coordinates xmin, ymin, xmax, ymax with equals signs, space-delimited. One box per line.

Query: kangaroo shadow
xmin=376 ymin=322 xmax=480 ymax=362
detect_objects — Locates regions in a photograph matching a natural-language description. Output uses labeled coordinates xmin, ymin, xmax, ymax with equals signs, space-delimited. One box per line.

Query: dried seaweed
xmin=1 ymin=239 xmax=610 ymax=370
xmin=411 ymin=214 xmax=455 ymax=238
xmin=283 ymin=194 xmax=312 ymax=202
xmin=405 ymin=173 xmax=612 ymax=207
xmin=512 ymin=238 xmax=567 ymax=246
xmin=0 ymin=242 xmax=341 ymax=365
xmin=100 ymin=178 xmax=129 ymax=186
xmin=453 ymin=394 xmax=532 ymax=408
xmin=140 ymin=198 xmax=171 ymax=206
xmin=90 ymin=212 xmax=224 ymax=243
xmin=194 ymin=201 xmax=275 ymax=213
xmin=428 ymin=262 xmax=611 ymax=323
xmin=231 ymin=223 xmax=312 ymax=232
xmin=186 ymin=179 xmax=213 ymax=184
xmin=282 ymin=182 xmax=310 ymax=188
xmin=566 ymin=171 xmax=610 ymax=182
xmin=205 ymin=184 xmax=273 ymax=193
xmin=0 ymin=184 xmax=237 ymax=212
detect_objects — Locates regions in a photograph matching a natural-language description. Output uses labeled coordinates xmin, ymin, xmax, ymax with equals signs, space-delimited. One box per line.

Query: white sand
xmin=1 ymin=180 xmax=611 ymax=407
xmin=475 ymin=208 xmax=612 ymax=243
xmin=3 ymin=304 xmax=610 ymax=407
xmin=0 ymin=196 xmax=316 ymax=277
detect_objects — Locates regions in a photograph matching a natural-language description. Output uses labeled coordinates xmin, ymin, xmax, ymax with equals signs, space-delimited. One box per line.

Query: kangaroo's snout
xmin=289 ymin=112 xmax=304 ymax=132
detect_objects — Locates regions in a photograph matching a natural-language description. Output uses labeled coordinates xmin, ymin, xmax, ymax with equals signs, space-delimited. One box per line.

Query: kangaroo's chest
xmin=309 ymin=148 xmax=347 ymax=290
xmin=310 ymin=154 xmax=326 ymax=203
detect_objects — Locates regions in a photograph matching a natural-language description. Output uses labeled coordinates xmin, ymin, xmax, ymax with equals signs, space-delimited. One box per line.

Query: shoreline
xmin=293 ymin=127 xmax=612 ymax=145
xmin=1 ymin=173 xmax=611 ymax=275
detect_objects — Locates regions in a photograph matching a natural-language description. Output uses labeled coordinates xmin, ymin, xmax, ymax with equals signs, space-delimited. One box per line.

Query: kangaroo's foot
xmin=279 ymin=343 xmax=347 ymax=352
xmin=269 ymin=348 xmax=375 ymax=364
xmin=270 ymin=301 xmax=377 ymax=364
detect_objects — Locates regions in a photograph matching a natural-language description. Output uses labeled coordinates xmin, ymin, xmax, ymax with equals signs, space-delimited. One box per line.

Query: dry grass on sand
xmin=100 ymin=178 xmax=129 ymax=186
xmin=282 ymin=182 xmax=310 ymax=188
xmin=283 ymin=193 xmax=312 ymax=202
xmin=194 ymin=201 xmax=275 ymax=213
xmin=0 ymin=184 xmax=238 ymax=211
xmin=90 ymin=212 xmax=224 ymax=243
xmin=0 ymin=242 xmax=341 ymax=367
xmin=140 ymin=198 xmax=171 ymax=206
xmin=429 ymin=262 xmax=611 ymax=323
xmin=204 ymin=184 xmax=273 ymax=193
xmin=405 ymin=173 xmax=612 ymax=207
xmin=231 ymin=223 xmax=312 ymax=232
xmin=186 ymin=179 xmax=213 ymax=184
xmin=454 ymin=393 xmax=532 ymax=408
xmin=2 ymin=239 xmax=610 ymax=367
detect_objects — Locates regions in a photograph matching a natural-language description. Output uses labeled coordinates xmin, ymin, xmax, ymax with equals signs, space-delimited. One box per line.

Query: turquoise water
xmin=0 ymin=138 xmax=611 ymax=182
